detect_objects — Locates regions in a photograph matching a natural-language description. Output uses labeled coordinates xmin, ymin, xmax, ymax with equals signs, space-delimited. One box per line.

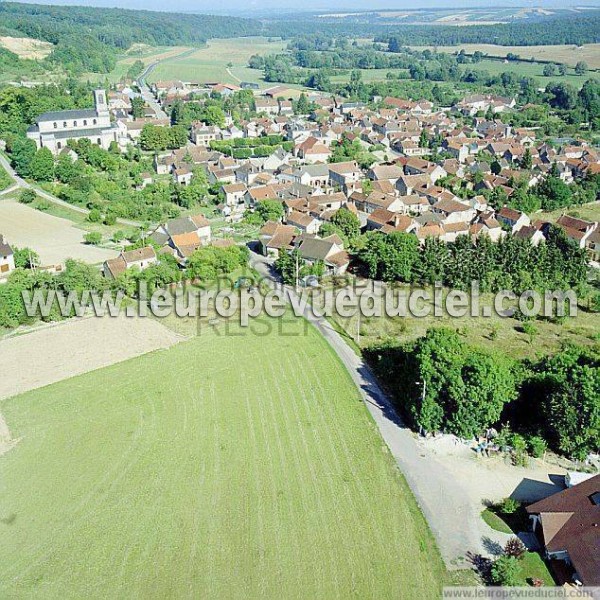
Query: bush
xmin=19 ymin=189 xmax=37 ymax=204
xmin=499 ymin=497 xmax=520 ymax=515
xmin=87 ymin=208 xmax=102 ymax=223
xmin=84 ymin=232 xmax=102 ymax=245
xmin=490 ymin=555 xmax=521 ymax=586
xmin=527 ymin=435 xmax=547 ymax=458
xmin=104 ymin=212 xmax=117 ymax=226
xmin=112 ymin=230 xmax=125 ymax=243
xmin=504 ymin=537 xmax=526 ymax=559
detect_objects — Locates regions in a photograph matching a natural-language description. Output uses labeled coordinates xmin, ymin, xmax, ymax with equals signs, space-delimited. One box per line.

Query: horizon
xmin=4 ymin=0 xmax=600 ymax=16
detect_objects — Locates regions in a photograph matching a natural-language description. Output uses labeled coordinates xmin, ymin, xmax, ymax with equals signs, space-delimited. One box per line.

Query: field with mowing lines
xmin=0 ymin=316 xmax=445 ymax=598
xmin=147 ymin=38 xmax=288 ymax=87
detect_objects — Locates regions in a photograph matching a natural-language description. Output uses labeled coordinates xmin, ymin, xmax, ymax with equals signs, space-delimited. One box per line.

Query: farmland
xmin=0 ymin=196 xmax=118 ymax=266
xmin=82 ymin=45 xmax=193 ymax=84
xmin=146 ymin=38 xmax=288 ymax=88
xmin=0 ymin=316 xmax=446 ymax=598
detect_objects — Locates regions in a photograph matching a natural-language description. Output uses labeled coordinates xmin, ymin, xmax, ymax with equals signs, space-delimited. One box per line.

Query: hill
xmin=0 ymin=2 xmax=262 ymax=73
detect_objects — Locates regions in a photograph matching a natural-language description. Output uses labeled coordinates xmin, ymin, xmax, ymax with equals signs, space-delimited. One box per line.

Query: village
xmin=2 ymin=76 xmax=598 ymax=284
xmin=0 ymin=69 xmax=599 ymax=595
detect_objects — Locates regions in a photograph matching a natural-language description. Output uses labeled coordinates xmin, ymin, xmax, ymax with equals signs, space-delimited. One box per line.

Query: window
xmin=97 ymin=138 xmax=101 ymax=145
xmin=57 ymin=142 xmax=62 ymax=150
xmin=74 ymin=121 xmax=77 ymax=127
xmin=53 ymin=122 xmax=57 ymax=129
xmin=63 ymin=122 xmax=67 ymax=128
xmin=83 ymin=120 xmax=87 ymax=126
xmin=93 ymin=119 xmax=97 ymax=125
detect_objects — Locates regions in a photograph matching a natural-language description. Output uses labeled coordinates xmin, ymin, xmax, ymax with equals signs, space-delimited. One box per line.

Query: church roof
xmin=37 ymin=109 xmax=98 ymax=123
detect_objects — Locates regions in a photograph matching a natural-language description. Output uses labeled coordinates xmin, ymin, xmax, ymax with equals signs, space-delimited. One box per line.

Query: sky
xmin=9 ymin=0 xmax=600 ymax=15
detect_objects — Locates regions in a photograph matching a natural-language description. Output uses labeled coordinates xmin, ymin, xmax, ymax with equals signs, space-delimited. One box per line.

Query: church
xmin=27 ymin=89 xmax=119 ymax=154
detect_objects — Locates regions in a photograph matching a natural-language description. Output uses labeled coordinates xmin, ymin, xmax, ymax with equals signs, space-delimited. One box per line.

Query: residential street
xmin=247 ymin=248 xmax=563 ymax=567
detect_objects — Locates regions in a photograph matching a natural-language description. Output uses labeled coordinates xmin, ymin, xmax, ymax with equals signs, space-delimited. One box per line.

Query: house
xmin=259 ymin=222 xmax=298 ymax=257
xmin=497 ymin=207 xmax=531 ymax=232
xmin=286 ymin=210 xmax=321 ymax=235
xmin=150 ymin=214 xmax=211 ymax=259
xmin=526 ymin=474 xmax=600 ymax=587
xmin=255 ymin=98 xmax=280 ymax=116
xmin=221 ymin=183 xmax=247 ymax=211
xmin=173 ymin=167 xmax=193 ymax=186
xmin=328 ymin=161 xmax=362 ymax=193
xmin=0 ymin=235 xmax=15 ymax=278
xmin=27 ymin=89 xmax=119 ymax=154
xmin=431 ymin=198 xmax=476 ymax=225
xmin=191 ymin=124 xmax=220 ymax=146
xmin=296 ymin=234 xmax=350 ymax=275
xmin=555 ymin=215 xmax=598 ymax=250
xmin=103 ymin=246 xmax=157 ymax=279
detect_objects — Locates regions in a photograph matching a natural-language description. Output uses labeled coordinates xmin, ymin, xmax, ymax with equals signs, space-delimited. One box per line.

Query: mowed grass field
xmin=147 ymin=38 xmax=288 ymax=87
xmin=0 ymin=316 xmax=445 ymax=598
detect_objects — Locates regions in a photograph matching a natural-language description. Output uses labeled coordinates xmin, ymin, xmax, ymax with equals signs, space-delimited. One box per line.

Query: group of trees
xmin=139 ymin=124 xmax=189 ymax=152
xmin=365 ymin=328 xmax=599 ymax=460
xmin=0 ymin=242 xmax=251 ymax=330
xmin=355 ymin=226 xmax=588 ymax=295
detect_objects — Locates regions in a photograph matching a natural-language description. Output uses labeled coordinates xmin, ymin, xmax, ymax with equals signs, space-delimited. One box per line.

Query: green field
xmin=467 ymin=58 xmax=598 ymax=89
xmin=0 ymin=316 xmax=445 ymax=598
xmin=147 ymin=38 xmax=287 ymax=87
xmin=330 ymin=286 xmax=600 ymax=361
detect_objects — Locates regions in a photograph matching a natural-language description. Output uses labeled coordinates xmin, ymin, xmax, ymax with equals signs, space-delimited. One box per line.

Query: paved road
xmin=248 ymin=249 xmax=510 ymax=567
xmin=136 ymin=48 xmax=196 ymax=120
xmin=0 ymin=153 xmax=141 ymax=228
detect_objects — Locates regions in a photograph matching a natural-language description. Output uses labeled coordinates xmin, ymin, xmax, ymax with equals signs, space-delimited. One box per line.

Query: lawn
xmin=147 ymin=38 xmax=288 ymax=87
xmin=0 ymin=315 xmax=446 ymax=598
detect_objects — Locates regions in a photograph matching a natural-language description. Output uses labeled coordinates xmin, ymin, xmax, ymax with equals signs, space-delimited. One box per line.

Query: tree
xmin=10 ymin=137 xmax=37 ymax=178
xmin=490 ymin=555 xmax=521 ymax=586
xmin=55 ymin=153 xmax=79 ymax=183
xmin=445 ymin=352 xmax=517 ymax=439
xmin=29 ymin=147 xmax=55 ymax=182
xmin=327 ymin=207 xmax=360 ymax=242
xmin=131 ymin=96 xmax=145 ymax=119
xmin=295 ymin=93 xmax=310 ymax=115
xmin=543 ymin=63 xmax=557 ymax=77
xmin=12 ymin=247 xmax=40 ymax=269
xmin=520 ymin=147 xmax=532 ymax=170
xmin=255 ymin=200 xmax=284 ymax=224
xmin=575 ymin=61 xmax=588 ymax=75
xmin=275 ymin=248 xmax=303 ymax=285
xmin=557 ymin=63 xmax=568 ymax=77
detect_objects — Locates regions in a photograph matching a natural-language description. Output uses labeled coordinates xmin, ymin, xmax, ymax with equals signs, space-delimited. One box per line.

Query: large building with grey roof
xmin=27 ymin=89 xmax=119 ymax=154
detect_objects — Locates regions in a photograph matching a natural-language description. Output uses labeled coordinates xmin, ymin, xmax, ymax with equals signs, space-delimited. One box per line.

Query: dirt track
xmin=0 ymin=315 xmax=184 ymax=401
